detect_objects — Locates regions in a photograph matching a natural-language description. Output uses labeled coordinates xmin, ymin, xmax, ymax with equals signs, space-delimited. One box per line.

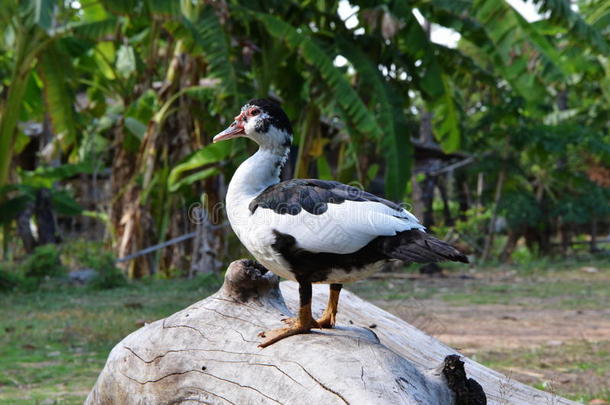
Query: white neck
xmin=226 ymin=144 xmax=289 ymax=208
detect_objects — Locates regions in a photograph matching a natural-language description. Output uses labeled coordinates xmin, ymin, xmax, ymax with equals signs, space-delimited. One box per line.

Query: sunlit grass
xmin=477 ymin=341 xmax=610 ymax=403
xmin=0 ymin=276 xmax=221 ymax=404
xmin=351 ymin=256 xmax=610 ymax=310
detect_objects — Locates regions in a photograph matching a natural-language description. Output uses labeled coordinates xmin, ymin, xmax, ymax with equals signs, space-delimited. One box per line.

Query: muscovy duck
xmin=214 ymin=98 xmax=468 ymax=347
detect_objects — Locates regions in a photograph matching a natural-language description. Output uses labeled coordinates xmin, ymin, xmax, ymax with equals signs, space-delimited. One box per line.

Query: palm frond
xmin=167 ymin=142 xmax=232 ymax=192
xmin=71 ymin=17 xmax=118 ymax=39
xmin=33 ymin=0 xmax=53 ymax=32
xmin=38 ymin=41 xmax=77 ymax=151
xmin=392 ymin=7 xmax=463 ymax=152
xmin=254 ymin=13 xmax=384 ymax=142
xmin=533 ymin=0 xmax=609 ymax=54
xmin=337 ymin=38 xmax=411 ymax=200
xmin=182 ymin=8 xmax=238 ymax=105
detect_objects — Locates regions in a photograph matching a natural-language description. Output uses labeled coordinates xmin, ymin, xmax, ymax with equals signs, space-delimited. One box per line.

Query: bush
xmin=88 ymin=252 xmax=127 ymax=290
xmin=0 ymin=263 xmax=22 ymax=292
xmin=21 ymin=244 xmax=66 ymax=280
xmin=62 ymin=240 xmax=126 ymax=289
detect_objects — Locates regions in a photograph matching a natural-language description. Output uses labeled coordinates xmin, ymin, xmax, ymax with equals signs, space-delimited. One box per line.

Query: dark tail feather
xmin=384 ymin=230 xmax=469 ymax=264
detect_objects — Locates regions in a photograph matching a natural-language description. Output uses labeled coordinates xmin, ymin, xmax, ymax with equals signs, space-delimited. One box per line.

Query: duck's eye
xmin=250 ymin=108 xmax=260 ymax=116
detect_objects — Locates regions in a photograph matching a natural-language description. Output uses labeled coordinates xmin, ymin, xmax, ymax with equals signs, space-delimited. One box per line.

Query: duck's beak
xmin=213 ymin=120 xmax=245 ymax=143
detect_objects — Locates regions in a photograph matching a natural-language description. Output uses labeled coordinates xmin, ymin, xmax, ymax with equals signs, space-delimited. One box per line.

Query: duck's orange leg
xmin=259 ymin=281 xmax=318 ymax=348
xmin=280 ymin=283 xmax=343 ymax=329
xmin=316 ymin=283 xmax=342 ymax=328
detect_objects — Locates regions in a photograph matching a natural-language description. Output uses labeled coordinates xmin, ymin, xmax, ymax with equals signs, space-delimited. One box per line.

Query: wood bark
xmin=86 ymin=260 xmax=579 ymax=405
xmin=189 ymin=206 xmax=222 ymax=277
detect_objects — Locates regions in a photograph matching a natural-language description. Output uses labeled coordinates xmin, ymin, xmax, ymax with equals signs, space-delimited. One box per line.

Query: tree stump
xmin=85 ymin=260 xmax=579 ymax=405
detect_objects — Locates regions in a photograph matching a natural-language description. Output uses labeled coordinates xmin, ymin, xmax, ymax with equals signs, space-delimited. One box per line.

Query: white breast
xmin=226 ymin=190 xmax=296 ymax=280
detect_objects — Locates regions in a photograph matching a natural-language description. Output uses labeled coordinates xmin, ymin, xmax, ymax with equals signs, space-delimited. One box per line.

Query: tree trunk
xmin=560 ymin=221 xmax=572 ymax=257
xmin=421 ymin=174 xmax=436 ymax=228
xmin=189 ymin=205 xmax=222 ymax=277
xmin=16 ymin=204 xmax=36 ymax=253
xmin=500 ymin=229 xmax=520 ymax=263
xmin=590 ymin=218 xmax=598 ymax=253
xmin=34 ymin=188 xmax=58 ymax=245
xmin=86 ymin=260 xmax=578 ymax=405
xmin=456 ymin=171 xmax=470 ymax=221
xmin=481 ymin=167 xmax=506 ymax=262
xmin=437 ymin=175 xmax=454 ymax=226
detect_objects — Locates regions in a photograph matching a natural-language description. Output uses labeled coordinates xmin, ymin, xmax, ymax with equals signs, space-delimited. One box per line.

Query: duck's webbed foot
xmin=259 ymin=303 xmax=318 ymax=348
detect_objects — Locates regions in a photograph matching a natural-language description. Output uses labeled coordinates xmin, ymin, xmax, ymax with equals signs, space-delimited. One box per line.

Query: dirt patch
xmin=382 ymin=300 xmax=610 ymax=353
xmin=361 ymin=268 xmax=610 ymax=402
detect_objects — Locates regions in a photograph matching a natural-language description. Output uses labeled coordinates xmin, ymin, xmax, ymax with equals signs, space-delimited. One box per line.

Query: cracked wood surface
xmin=85 ymin=260 xmax=579 ymax=405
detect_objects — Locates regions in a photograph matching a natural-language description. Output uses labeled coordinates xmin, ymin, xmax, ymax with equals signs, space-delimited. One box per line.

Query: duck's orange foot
xmin=283 ymin=315 xmax=336 ymax=329
xmin=259 ymin=319 xmax=319 ymax=348
xmin=315 ymin=311 xmax=337 ymax=329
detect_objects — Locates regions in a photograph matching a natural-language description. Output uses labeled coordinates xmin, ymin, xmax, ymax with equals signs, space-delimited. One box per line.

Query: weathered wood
xmin=85 ymin=260 xmax=579 ymax=405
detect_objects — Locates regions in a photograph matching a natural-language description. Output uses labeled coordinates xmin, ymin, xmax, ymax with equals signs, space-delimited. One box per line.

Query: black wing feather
xmin=249 ymin=179 xmax=403 ymax=215
xmin=380 ymin=230 xmax=469 ymax=264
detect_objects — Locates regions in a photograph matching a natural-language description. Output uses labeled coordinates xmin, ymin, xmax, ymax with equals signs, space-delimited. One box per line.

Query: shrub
xmin=0 ymin=263 xmax=22 ymax=292
xmin=62 ymin=240 xmax=126 ymax=289
xmin=88 ymin=252 xmax=127 ymax=290
xmin=21 ymin=244 xmax=66 ymax=280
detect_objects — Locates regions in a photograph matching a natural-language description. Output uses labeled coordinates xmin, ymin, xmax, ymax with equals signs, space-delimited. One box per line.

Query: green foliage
xmin=20 ymin=162 xmax=94 ymax=189
xmin=431 ymin=206 xmax=493 ymax=255
xmin=88 ymin=253 xmax=127 ymax=290
xmin=511 ymin=244 xmax=541 ymax=267
xmin=0 ymin=162 xmax=89 ymax=226
xmin=62 ymin=240 xmax=126 ymax=289
xmin=552 ymin=180 xmax=610 ymax=224
xmin=336 ymin=39 xmax=411 ymax=199
xmin=0 ymin=263 xmax=22 ymax=292
xmin=38 ymin=41 xmax=78 ymax=149
xmin=1 ymin=0 xmax=609 ymax=268
xmin=534 ymin=0 xmax=610 ymax=54
xmin=21 ymin=244 xmax=66 ymax=281
xmin=183 ymin=7 xmax=238 ymax=103
xmin=255 ymin=12 xmax=384 ymax=140
xmin=167 ymin=141 xmax=231 ymax=192
xmin=499 ymin=191 xmax=542 ymax=228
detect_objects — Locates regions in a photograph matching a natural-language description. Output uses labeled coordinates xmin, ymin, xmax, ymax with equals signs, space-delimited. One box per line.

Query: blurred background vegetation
xmin=0 ymin=0 xmax=608 ymax=285
xmin=0 ymin=1 xmax=609 ymax=403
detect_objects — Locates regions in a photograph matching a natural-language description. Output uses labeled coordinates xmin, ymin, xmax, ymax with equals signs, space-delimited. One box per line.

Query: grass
xmin=476 ymin=340 xmax=610 ymax=403
xmin=351 ymin=256 xmax=610 ymax=310
xmin=439 ymin=280 xmax=610 ymax=309
xmin=0 ymin=275 xmax=221 ymax=404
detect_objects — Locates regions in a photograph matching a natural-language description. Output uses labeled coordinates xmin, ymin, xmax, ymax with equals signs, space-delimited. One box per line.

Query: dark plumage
xmin=249 ymin=179 xmax=403 ymax=215
xmin=272 ymin=229 xmax=467 ymax=283
xmin=248 ymin=98 xmax=293 ymax=135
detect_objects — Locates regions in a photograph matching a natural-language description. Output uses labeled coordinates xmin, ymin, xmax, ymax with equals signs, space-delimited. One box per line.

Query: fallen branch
xmin=86 ymin=260 xmax=578 ymax=405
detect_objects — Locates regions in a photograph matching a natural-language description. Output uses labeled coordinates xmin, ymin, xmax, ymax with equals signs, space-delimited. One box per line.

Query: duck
xmin=213 ymin=98 xmax=468 ymax=348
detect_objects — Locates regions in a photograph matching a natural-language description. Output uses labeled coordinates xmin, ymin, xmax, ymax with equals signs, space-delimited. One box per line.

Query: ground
xmin=1 ymin=258 xmax=609 ymax=404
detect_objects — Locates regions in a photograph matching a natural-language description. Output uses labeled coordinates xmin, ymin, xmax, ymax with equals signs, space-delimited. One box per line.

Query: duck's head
xmin=213 ymin=98 xmax=293 ymax=151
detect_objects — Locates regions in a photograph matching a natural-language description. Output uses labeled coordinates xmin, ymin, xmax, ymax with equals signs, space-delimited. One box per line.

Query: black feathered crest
xmin=246 ymin=98 xmax=293 ymax=135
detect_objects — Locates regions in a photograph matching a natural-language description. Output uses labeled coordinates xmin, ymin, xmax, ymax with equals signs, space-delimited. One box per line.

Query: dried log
xmin=85 ymin=260 xmax=578 ymax=405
